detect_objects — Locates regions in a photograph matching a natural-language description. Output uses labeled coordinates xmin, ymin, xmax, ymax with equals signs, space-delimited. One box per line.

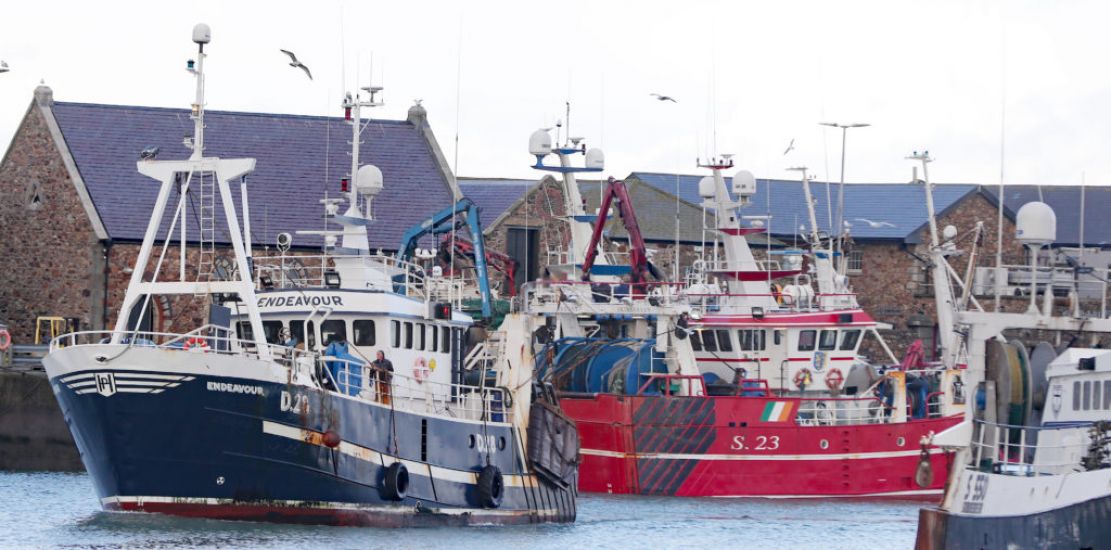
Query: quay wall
xmin=0 ymin=373 xmax=82 ymax=472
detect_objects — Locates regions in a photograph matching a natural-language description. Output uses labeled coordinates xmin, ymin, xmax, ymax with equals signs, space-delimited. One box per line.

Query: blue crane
xmin=397 ymin=198 xmax=493 ymax=321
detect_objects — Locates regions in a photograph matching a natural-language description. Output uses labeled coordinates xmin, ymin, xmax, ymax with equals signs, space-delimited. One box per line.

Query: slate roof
xmin=458 ymin=178 xmax=532 ymax=230
xmin=51 ymin=102 xmax=455 ymax=250
xmin=630 ymin=172 xmax=980 ymax=242
xmin=983 ymin=186 xmax=1111 ymax=247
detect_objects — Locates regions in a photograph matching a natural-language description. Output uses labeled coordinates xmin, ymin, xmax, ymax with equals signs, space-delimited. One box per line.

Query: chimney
xmin=407 ymin=100 xmax=427 ymax=127
xmin=34 ymin=82 xmax=54 ymax=108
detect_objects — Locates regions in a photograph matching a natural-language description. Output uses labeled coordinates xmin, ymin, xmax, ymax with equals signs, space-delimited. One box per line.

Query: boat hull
xmin=563 ymin=393 xmax=959 ymax=497
xmin=44 ymin=345 xmax=575 ymax=526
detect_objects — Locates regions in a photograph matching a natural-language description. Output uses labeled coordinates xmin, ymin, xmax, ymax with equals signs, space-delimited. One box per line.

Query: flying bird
xmin=783 ymin=138 xmax=795 ymax=156
xmin=650 ymin=93 xmax=677 ymax=103
xmin=855 ymin=218 xmax=896 ymax=228
xmin=279 ymin=49 xmax=313 ymax=80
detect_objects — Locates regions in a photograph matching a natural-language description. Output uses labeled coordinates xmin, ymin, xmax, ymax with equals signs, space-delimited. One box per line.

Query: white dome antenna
xmin=585 ymin=148 xmax=605 ymax=170
xmin=192 ymin=23 xmax=211 ymax=45
xmin=732 ymin=170 xmax=756 ymax=197
xmin=529 ymin=129 xmax=553 ymax=159
xmin=698 ymin=176 xmax=715 ymax=198
xmin=1015 ymin=201 xmax=1057 ymax=314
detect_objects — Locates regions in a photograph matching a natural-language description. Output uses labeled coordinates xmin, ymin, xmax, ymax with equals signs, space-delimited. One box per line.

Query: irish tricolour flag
xmin=760 ymin=401 xmax=796 ymax=422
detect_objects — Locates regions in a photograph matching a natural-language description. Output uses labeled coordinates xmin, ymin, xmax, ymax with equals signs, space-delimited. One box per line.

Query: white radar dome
xmin=732 ymin=170 xmax=756 ymax=196
xmin=192 ymin=23 xmax=211 ymax=44
xmin=942 ymin=225 xmax=958 ymax=241
xmin=529 ymin=129 xmax=552 ymax=157
xmin=356 ymin=164 xmax=383 ymax=196
xmin=698 ymin=176 xmax=715 ymax=198
xmin=585 ymin=148 xmax=605 ymax=170
xmin=1015 ymin=201 xmax=1056 ymax=246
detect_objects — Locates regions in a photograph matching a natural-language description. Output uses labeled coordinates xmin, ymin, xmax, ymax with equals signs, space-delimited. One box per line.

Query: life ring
xmin=793 ymin=368 xmax=813 ymax=389
xmin=477 ymin=464 xmax=504 ymax=508
xmin=413 ymin=357 xmax=430 ymax=383
xmin=183 ymin=337 xmax=209 ymax=352
xmin=825 ymin=367 xmax=845 ymax=390
xmin=0 ymin=329 xmax=10 ymax=351
xmin=381 ymin=461 xmax=409 ymax=501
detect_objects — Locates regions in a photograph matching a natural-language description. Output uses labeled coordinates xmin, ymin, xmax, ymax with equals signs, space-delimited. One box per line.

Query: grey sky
xmin=1 ymin=0 xmax=1108 ymax=188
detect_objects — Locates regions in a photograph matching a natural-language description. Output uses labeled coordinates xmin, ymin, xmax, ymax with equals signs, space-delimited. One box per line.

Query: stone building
xmin=0 ymin=85 xmax=460 ymax=343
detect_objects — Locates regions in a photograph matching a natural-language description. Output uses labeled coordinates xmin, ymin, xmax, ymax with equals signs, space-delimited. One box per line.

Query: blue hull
xmin=48 ymin=366 xmax=576 ymax=526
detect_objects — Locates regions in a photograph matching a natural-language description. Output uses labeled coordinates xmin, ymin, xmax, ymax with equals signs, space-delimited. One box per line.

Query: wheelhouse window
xmin=818 ymin=330 xmax=838 ymax=351
xmin=1074 ymin=381 xmax=1081 ymax=411
xmin=430 ymin=326 xmax=439 ymax=352
xmin=1105 ymin=381 xmax=1111 ymax=410
xmin=738 ymin=329 xmax=766 ymax=351
xmin=320 ymin=319 xmax=346 ymax=346
xmin=391 ymin=320 xmax=401 ymax=348
xmin=404 ymin=322 xmax=414 ymax=349
xmin=289 ymin=320 xmax=315 ymax=349
xmin=353 ymin=320 xmax=375 ymax=346
xmin=1095 ymin=381 xmax=1103 ymax=411
xmin=689 ymin=330 xmax=703 ymax=352
xmin=839 ymin=330 xmax=861 ymax=351
xmin=1083 ymin=381 xmax=1092 ymax=411
xmin=716 ymin=330 xmax=733 ymax=352
xmin=442 ymin=326 xmax=451 ymax=353
xmin=701 ymin=330 xmax=718 ymax=352
xmin=417 ymin=324 xmax=426 ymax=351
xmin=798 ymin=330 xmax=816 ymax=351
xmin=237 ymin=320 xmax=284 ymax=344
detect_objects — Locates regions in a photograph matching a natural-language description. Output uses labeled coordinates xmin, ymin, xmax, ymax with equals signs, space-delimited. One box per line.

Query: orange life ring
xmin=793 ymin=368 xmax=813 ymax=389
xmin=183 ymin=337 xmax=209 ymax=352
xmin=825 ymin=367 xmax=845 ymax=390
xmin=0 ymin=329 xmax=10 ymax=351
xmin=413 ymin=357 xmax=430 ymax=383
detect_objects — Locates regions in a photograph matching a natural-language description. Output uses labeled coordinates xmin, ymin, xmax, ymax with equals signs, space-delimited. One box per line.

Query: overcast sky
xmin=1 ymin=0 xmax=1109 ymax=188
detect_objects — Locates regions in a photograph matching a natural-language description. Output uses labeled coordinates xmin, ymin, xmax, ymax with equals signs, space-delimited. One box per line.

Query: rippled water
xmin=0 ymin=472 xmax=923 ymax=549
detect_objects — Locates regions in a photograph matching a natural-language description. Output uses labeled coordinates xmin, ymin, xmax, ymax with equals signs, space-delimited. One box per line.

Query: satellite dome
xmin=942 ymin=225 xmax=958 ymax=241
xmin=698 ymin=176 xmax=715 ymax=198
xmin=356 ymin=165 xmax=383 ymax=196
xmin=1015 ymin=201 xmax=1056 ymax=246
xmin=192 ymin=23 xmax=211 ymax=45
xmin=529 ymin=129 xmax=552 ymax=157
xmin=585 ymin=148 xmax=605 ymax=170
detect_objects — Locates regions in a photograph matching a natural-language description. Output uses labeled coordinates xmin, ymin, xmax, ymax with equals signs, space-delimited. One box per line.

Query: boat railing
xmin=50 ymin=329 xmax=511 ymax=423
xmin=972 ymin=263 xmax=1111 ymax=317
xmin=521 ymin=280 xmax=685 ymax=314
xmin=695 ymin=259 xmax=786 ymax=273
xmin=320 ymin=356 xmax=513 ymax=423
xmin=795 ymin=396 xmax=887 ymax=426
xmin=969 ymin=419 xmax=1107 ymax=476
xmin=636 ymin=373 xmax=707 ymax=397
xmin=683 ymin=292 xmax=862 ymax=315
xmin=251 ymin=253 xmax=429 ymax=296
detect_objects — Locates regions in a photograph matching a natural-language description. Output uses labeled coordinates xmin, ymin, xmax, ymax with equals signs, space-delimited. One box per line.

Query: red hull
xmin=562 ymin=394 xmax=959 ymax=498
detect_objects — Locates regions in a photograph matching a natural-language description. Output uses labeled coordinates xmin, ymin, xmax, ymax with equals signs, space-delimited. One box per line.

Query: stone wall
xmin=0 ymin=102 xmax=103 ymax=343
xmin=0 ymin=373 xmax=82 ymax=471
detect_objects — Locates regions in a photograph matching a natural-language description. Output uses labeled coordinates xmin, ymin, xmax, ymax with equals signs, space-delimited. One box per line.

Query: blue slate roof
xmin=983 ymin=186 xmax=1111 ymax=247
xmin=458 ymin=178 xmax=532 ymax=230
xmin=630 ymin=172 xmax=979 ymax=241
xmin=52 ymin=102 xmax=455 ymax=250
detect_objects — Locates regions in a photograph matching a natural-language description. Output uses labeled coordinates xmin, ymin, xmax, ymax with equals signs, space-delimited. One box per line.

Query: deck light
xmin=324 ymin=270 xmax=341 ymax=288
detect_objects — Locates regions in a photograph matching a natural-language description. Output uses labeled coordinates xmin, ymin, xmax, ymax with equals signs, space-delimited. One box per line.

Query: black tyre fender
xmin=382 ymin=461 xmax=409 ymax=501
xmin=477 ymin=464 xmax=504 ymax=508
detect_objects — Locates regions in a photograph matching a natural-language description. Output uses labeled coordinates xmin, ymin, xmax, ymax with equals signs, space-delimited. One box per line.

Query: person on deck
xmin=372 ymin=350 xmax=394 ymax=405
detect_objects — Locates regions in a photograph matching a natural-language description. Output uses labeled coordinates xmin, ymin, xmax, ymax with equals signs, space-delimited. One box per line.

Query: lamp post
xmin=819 ymin=121 xmax=870 ymax=268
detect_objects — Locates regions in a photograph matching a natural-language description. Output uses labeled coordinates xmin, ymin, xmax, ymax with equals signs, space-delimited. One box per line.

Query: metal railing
xmin=49 ymin=329 xmax=512 ymax=423
xmin=969 ymin=419 xmax=1106 ymax=476
xmin=795 ymin=396 xmax=887 ymax=426
xmin=521 ymin=279 xmax=685 ymax=315
xmin=683 ymin=292 xmax=862 ymax=315
xmin=251 ymin=253 xmax=430 ymax=296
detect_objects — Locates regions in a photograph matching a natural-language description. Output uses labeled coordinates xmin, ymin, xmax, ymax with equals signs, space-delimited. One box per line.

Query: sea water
xmin=0 ymin=471 xmax=920 ymax=549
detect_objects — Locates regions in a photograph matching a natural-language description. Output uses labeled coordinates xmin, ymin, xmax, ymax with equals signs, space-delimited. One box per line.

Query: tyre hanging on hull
xmin=477 ymin=464 xmax=504 ymax=508
xmin=381 ymin=461 xmax=409 ymax=501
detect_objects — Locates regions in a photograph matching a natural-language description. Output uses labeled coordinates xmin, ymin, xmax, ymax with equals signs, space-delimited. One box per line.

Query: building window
xmin=846 ymin=250 xmax=864 ymax=273
xmin=25 ymin=178 xmax=43 ymax=210
xmin=353 ymin=320 xmax=375 ymax=346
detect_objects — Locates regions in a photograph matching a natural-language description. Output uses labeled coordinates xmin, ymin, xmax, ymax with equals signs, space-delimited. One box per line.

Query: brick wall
xmin=0 ymin=102 xmax=103 ymax=343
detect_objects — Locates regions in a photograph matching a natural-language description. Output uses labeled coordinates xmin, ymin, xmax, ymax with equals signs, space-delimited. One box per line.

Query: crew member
xmin=372 ymin=350 xmax=394 ymax=405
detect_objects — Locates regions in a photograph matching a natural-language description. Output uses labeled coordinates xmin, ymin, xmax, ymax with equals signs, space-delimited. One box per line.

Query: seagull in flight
xmin=279 ymin=49 xmax=313 ymax=80
xmin=783 ymin=138 xmax=795 ymax=156
xmin=650 ymin=93 xmax=677 ymax=103
xmin=855 ymin=218 xmax=896 ymax=228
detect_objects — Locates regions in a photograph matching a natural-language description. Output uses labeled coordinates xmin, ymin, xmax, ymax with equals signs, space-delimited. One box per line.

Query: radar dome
xmin=529 ymin=129 xmax=552 ymax=157
xmin=698 ymin=176 xmax=715 ymax=198
xmin=1015 ymin=201 xmax=1056 ymax=246
xmin=192 ymin=23 xmax=211 ymax=44
xmin=585 ymin=148 xmax=605 ymax=170
xmin=355 ymin=165 xmax=383 ymax=196
xmin=942 ymin=225 xmax=958 ymax=241
xmin=732 ymin=170 xmax=756 ymax=196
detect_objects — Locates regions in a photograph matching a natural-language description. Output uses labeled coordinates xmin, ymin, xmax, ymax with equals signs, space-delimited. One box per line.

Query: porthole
xmin=896 ymin=437 xmax=906 ymax=447
xmin=819 ymin=439 xmax=829 ymax=450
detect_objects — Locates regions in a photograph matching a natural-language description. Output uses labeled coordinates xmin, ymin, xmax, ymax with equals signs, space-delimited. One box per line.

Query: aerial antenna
xmin=993 ymin=13 xmax=1008 ymax=311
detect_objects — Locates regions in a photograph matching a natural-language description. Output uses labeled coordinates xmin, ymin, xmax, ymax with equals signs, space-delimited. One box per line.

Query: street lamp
xmin=819 ymin=121 xmax=870 ymax=267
